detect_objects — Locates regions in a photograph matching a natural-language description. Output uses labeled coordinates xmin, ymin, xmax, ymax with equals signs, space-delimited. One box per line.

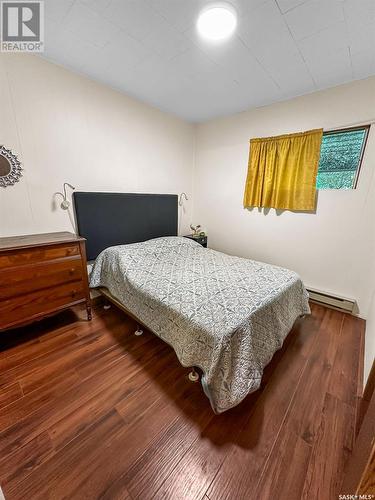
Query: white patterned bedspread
xmin=90 ymin=236 xmax=310 ymax=413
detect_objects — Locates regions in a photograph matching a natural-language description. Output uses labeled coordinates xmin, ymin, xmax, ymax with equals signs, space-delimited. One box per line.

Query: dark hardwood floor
xmin=0 ymin=302 xmax=364 ymax=500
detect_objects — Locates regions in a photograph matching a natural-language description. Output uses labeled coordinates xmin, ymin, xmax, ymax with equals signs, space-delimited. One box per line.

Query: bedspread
xmin=90 ymin=237 xmax=310 ymax=413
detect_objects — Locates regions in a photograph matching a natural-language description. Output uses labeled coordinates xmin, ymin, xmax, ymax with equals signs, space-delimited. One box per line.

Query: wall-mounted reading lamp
xmin=179 ymin=192 xmax=188 ymax=206
xmin=178 ymin=192 xmax=189 ymax=235
xmin=56 ymin=182 xmax=75 ymax=210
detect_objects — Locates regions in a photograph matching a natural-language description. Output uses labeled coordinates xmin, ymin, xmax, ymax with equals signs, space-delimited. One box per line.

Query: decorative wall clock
xmin=0 ymin=146 xmax=22 ymax=187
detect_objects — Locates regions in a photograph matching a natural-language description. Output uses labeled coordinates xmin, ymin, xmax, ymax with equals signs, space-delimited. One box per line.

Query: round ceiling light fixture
xmin=197 ymin=4 xmax=237 ymax=41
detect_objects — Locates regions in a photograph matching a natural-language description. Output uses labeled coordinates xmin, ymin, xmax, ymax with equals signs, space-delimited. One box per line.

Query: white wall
xmin=194 ymin=78 xmax=375 ymax=383
xmin=0 ymin=54 xmax=195 ymax=238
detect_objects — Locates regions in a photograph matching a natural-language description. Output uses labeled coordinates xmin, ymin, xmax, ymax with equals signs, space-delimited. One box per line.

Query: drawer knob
xmin=69 ymin=268 xmax=75 ymax=275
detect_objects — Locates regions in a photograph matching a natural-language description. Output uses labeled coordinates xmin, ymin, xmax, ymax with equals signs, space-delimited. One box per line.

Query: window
xmin=316 ymin=125 xmax=370 ymax=190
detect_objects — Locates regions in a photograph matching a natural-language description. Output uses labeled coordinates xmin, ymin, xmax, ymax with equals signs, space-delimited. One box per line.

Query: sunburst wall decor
xmin=0 ymin=146 xmax=22 ymax=188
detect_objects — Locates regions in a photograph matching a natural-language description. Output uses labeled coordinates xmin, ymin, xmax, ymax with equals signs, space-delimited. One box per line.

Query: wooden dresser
xmin=0 ymin=232 xmax=92 ymax=331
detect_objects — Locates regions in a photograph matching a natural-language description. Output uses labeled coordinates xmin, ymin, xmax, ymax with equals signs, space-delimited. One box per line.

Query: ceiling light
xmin=197 ymin=4 xmax=237 ymax=41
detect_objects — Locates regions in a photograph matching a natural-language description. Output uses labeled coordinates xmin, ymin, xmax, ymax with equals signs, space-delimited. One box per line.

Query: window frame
xmin=318 ymin=124 xmax=370 ymax=190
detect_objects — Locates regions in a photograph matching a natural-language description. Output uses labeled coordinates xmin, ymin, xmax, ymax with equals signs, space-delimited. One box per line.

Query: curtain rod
xmin=325 ymin=120 xmax=375 ymax=132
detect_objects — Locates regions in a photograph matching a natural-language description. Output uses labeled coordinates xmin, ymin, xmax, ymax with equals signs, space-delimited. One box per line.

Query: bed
xmin=74 ymin=192 xmax=310 ymax=413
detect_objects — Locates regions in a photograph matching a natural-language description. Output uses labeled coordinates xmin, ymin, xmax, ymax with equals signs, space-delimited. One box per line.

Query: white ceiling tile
xmin=298 ymin=22 xmax=349 ymax=61
xmin=119 ymin=54 xmax=188 ymax=99
xmin=276 ymin=0 xmax=309 ymax=14
xmin=114 ymin=62 xmax=195 ymax=116
xmin=123 ymin=54 xmax=171 ymax=86
xmin=44 ymin=20 xmax=101 ymax=73
xmin=306 ymin=47 xmax=351 ymax=75
xmin=159 ymin=82 xmax=238 ymax=122
xmin=265 ymin=52 xmax=315 ymax=93
xmin=157 ymin=66 xmax=280 ymax=122
xmin=187 ymin=72 xmax=247 ymax=109
xmin=228 ymin=0 xmax=270 ymax=18
xmin=297 ymin=22 xmax=353 ymax=91
xmin=110 ymin=67 xmax=162 ymax=99
xmin=45 ymin=0 xmax=75 ymax=22
xmin=276 ymin=81 xmax=314 ymax=101
xmin=94 ymin=55 xmax=171 ymax=106
xmin=168 ymin=48 xmax=220 ymax=79
xmin=351 ymin=49 xmax=375 ymax=80
xmin=132 ymin=54 xmax=171 ymax=77
xmin=63 ymin=1 xmax=120 ymax=48
xmin=238 ymin=3 xmax=315 ymax=92
xmin=239 ymin=0 xmax=288 ymax=45
xmin=187 ymin=33 xmax=280 ymax=95
xmin=348 ymin=22 xmax=375 ymax=55
xmin=141 ymin=19 xmax=192 ymax=60
xmin=250 ymin=28 xmax=300 ymax=69
xmin=305 ymin=47 xmax=352 ymax=88
xmin=143 ymin=74 xmax=196 ymax=109
xmin=110 ymin=76 xmax=160 ymax=106
xmin=186 ymin=28 xmax=251 ymax=71
xmin=149 ymin=0 xmax=203 ymax=32
xmin=233 ymin=81 xmax=282 ymax=109
xmin=284 ymin=0 xmax=344 ymax=40
xmin=96 ymin=30 xmax=151 ymax=71
xmin=102 ymin=0 xmax=165 ymax=41
xmin=238 ymin=0 xmax=299 ymax=65
xmin=188 ymin=30 xmax=251 ymax=66
xmin=314 ymin=67 xmax=353 ymax=90
xmin=344 ymin=0 xmax=375 ymax=30
xmin=80 ymin=0 xmax=112 ymax=11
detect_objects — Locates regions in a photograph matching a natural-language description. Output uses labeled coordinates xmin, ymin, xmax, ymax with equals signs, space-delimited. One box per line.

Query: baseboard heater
xmin=306 ymin=288 xmax=358 ymax=315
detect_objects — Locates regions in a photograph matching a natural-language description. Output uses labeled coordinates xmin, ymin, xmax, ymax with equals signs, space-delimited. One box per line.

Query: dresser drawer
xmin=0 ymin=258 xmax=84 ymax=300
xmin=0 ymin=281 xmax=85 ymax=329
xmin=0 ymin=232 xmax=91 ymax=330
xmin=0 ymin=243 xmax=80 ymax=269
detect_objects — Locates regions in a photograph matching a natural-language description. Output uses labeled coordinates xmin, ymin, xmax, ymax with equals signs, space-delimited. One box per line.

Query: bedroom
xmin=0 ymin=0 xmax=374 ymax=498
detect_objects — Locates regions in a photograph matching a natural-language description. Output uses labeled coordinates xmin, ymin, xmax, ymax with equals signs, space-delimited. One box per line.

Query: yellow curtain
xmin=243 ymin=128 xmax=323 ymax=211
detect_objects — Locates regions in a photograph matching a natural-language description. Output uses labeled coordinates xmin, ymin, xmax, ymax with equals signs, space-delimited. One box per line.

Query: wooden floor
xmin=0 ymin=302 xmax=364 ymax=500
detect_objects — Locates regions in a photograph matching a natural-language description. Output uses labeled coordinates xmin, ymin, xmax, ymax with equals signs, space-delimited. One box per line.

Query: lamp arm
xmin=63 ymin=182 xmax=75 ymax=200
xmin=179 ymin=192 xmax=188 ymax=206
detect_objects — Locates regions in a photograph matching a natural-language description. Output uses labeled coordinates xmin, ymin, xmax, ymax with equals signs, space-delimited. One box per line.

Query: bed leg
xmin=103 ymin=302 xmax=111 ymax=310
xmin=188 ymin=367 xmax=199 ymax=382
xmin=86 ymin=304 xmax=92 ymax=321
xmin=135 ymin=324 xmax=143 ymax=336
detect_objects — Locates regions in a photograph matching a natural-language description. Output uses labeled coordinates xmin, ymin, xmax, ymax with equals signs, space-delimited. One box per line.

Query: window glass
xmin=316 ymin=127 xmax=369 ymax=189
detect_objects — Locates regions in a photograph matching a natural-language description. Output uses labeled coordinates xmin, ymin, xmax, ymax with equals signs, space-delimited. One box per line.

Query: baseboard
xmin=307 ymin=287 xmax=358 ymax=315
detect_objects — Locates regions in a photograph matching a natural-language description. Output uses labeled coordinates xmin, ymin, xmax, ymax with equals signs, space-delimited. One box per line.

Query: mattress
xmin=89 ymin=236 xmax=310 ymax=413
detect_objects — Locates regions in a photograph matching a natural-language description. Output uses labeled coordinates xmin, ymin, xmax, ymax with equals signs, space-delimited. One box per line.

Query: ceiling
xmin=42 ymin=0 xmax=375 ymax=122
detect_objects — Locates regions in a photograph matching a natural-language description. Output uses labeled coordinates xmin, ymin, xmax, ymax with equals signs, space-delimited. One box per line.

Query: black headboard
xmin=73 ymin=192 xmax=178 ymax=260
